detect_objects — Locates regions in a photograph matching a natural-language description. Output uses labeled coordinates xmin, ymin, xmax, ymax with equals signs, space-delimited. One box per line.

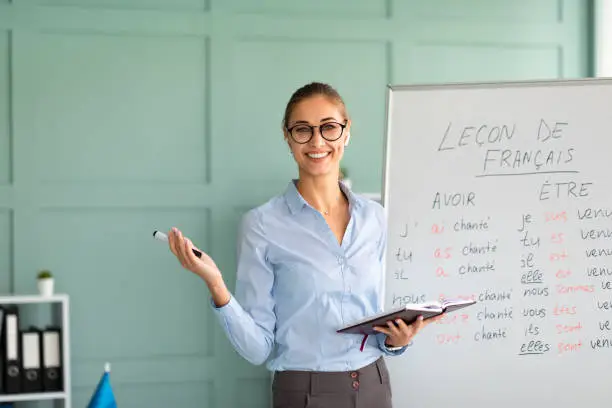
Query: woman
xmin=167 ymin=82 xmax=440 ymax=408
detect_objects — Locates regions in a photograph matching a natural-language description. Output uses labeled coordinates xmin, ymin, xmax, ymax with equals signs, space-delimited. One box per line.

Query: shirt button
xmin=350 ymin=372 xmax=358 ymax=379
xmin=352 ymin=380 xmax=359 ymax=390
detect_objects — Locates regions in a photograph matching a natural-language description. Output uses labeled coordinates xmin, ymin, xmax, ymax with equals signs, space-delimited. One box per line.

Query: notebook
xmin=337 ymin=298 xmax=477 ymax=335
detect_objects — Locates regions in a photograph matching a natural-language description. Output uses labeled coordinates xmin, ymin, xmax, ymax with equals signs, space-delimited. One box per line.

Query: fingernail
xmin=418 ymin=315 xmax=424 ymax=321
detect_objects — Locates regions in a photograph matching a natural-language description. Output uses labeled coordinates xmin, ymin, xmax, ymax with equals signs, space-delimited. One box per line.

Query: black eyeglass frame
xmin=285 ymin=120 xmax=348 ymax=144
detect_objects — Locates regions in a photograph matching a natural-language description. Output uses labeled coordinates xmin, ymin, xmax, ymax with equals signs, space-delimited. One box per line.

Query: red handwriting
xmin=545 ymin=211 xmax=568 ymax=222
xmin=550 ymin=251 xmax=569 ymax=262
xmin=556 ymin=322 xmax=583 ymax=334
xmin=434 ymin=247 xmax=452 ymax=259
xmin=435 ymin=267 xmax=450 ymax=278
xmin=439 ymin=293 xmax=477 ymax=302
xmin=556 ymin=284 xmax=595 ymax=294
xmin=553 ymin=304 xmax=577 ymax=316
xmin=435 ymin=314 xmax=470 ymax=325
xmin=558 ymin=341 xmax=583 ymax=355
xmin=551 ymin=233 xmax=565 ymax=244
xmin=436 ymin=333 xmax=461 ymax=345
xmin=556 ymin=269 xmax=572 ymax=279
xmin=431 ymin=224 xmax=445 ymax=234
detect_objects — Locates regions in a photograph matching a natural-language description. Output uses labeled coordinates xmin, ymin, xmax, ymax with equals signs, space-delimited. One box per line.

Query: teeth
xmin=308 ymin=152 xmax=329 ymax=159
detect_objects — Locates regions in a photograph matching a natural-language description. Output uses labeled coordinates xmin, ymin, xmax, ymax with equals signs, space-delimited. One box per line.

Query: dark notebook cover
xmin=337 ymin=298 xmax=477 ymax=335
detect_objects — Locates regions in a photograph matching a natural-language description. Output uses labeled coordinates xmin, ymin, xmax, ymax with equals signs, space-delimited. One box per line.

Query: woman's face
xmin=284 ymin=95 xmax=350 ymax=178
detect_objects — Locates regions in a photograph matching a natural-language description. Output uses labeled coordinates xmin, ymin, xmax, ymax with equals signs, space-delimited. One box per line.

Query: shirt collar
xmin=284 ymin=179 xmax=362 ymax=215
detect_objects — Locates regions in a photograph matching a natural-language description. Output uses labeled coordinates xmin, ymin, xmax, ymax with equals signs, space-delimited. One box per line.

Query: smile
xmin=307 ymin=152 xmax=330 ymax=159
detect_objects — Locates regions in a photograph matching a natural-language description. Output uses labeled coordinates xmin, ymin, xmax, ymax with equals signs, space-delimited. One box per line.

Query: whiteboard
xmin=381 ymin=78 xmax=612 ymax=408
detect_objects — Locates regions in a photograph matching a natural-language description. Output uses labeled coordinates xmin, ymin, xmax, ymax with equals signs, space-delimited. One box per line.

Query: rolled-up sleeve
xmin=376 ymin=333 xmax=408 ymax=356
xmin=210 ymin=208 xmax=276 ymax=365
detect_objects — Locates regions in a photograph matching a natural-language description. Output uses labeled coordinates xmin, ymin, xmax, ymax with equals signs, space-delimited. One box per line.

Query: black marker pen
xmin=153 ymin=230 xmax=202 ymax=258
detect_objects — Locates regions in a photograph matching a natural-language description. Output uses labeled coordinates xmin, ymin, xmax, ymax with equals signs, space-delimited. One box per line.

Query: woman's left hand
xmin=373 ymin=314 xmax=445 ymax=348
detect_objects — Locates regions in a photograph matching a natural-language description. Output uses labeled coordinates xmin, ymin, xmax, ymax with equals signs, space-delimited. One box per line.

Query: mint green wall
xmin=0 ymin=1 xmax=591 ymax=407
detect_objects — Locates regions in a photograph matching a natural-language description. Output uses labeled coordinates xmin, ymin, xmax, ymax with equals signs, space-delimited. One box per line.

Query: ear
xmin=344 ymin=131 xmax=351 ymax=146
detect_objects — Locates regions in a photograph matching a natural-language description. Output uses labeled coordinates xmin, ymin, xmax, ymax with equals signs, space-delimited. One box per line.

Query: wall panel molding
xmin=0 ymin=30 xmax=11 ymax=185
xmin=31 ymin=0 xmax=209 ymax=12
xmin=0 ymin=209 xmax=13 ymax=294
xmin=0 ymin=1 xmax=591 ymax=407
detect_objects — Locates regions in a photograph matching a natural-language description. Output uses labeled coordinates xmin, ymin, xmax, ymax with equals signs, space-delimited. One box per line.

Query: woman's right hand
xmin=167 ymin=227 xmax=222 ymax=286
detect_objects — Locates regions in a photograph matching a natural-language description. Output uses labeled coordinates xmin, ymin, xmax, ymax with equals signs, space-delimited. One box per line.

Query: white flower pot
xmin=37 ymin=278 xmax=54 ymax=296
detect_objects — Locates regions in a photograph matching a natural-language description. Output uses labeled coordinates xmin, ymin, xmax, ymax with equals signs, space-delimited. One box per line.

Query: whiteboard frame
xmin=381 ymin=76 xmax=612 ymax=209
xmin=379 ymin=76 xmax=612 ymax=307
xmin=596 ymin=0 xmax=612 ymax=77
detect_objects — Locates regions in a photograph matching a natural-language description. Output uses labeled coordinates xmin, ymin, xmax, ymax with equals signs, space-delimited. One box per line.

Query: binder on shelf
xmin=21 ymin=327 xmax=43 ymax=393
xmin=42 ymin=327 xmax=63 ymax=392
xmin=2 ymin=306 xmax=21 ymax=393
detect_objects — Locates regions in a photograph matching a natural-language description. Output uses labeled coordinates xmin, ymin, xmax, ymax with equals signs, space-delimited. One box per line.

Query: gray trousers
xmin=272 ymin=357 xmax=393 ymax=408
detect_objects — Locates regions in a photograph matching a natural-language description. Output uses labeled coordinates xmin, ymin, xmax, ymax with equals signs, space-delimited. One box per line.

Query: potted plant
xmin=37 ymin=270 xmax=54 ymax=296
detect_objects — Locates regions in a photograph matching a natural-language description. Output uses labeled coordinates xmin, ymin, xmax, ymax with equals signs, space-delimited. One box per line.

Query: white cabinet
xmin=0 ymin=294 xmax=71 ymax=407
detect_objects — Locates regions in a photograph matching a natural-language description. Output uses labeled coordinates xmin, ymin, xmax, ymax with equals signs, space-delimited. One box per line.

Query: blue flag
xmin=87 ymin=363 xmax=117 ymax=408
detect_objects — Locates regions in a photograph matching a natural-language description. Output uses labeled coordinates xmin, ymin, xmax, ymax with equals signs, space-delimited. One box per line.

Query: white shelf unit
xmin=0 ymin=294 xmax=71 ymax=407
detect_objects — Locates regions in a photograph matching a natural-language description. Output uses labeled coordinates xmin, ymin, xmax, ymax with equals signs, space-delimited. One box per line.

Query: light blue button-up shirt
xmin=211 ymin=179 xmax=406 ymax=371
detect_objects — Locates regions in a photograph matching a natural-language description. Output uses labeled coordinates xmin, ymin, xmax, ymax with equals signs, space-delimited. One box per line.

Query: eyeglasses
xmin=286 ymin=121 xmax=347 ymax=144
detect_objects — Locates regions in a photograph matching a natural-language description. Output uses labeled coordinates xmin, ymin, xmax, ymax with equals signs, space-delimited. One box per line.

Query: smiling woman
xmin=282 ymin=84 xmax=351 ymax=224
xmin=164 ymin=82 xmax=442 ymax=408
